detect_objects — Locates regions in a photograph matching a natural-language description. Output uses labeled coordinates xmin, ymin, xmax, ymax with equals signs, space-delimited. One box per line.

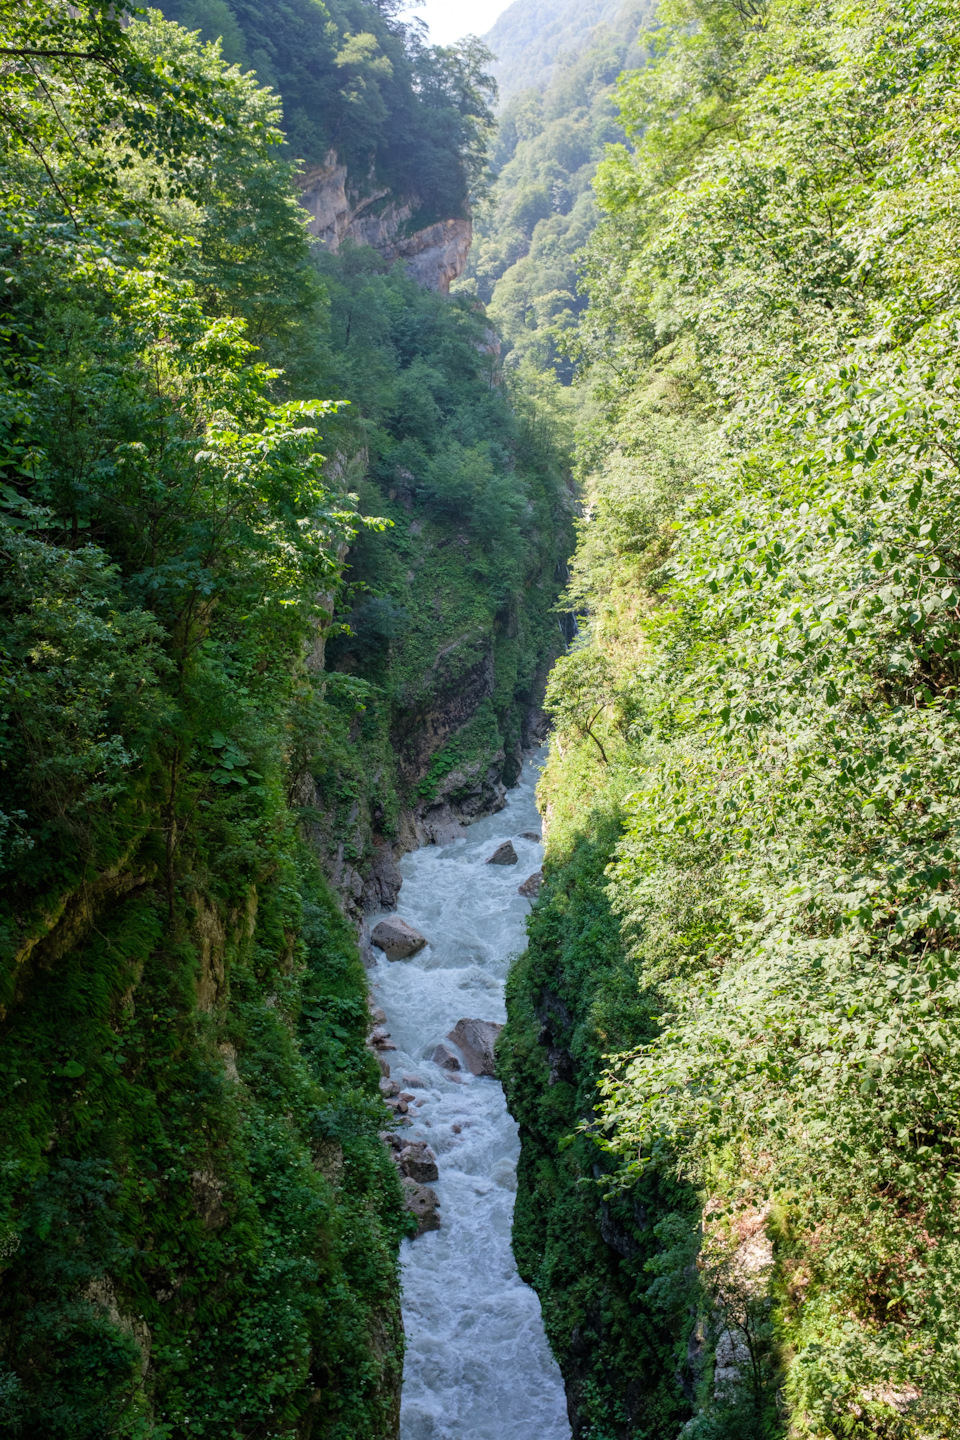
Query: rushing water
xmin=367 ymin=752 xmax=571 ymax=1440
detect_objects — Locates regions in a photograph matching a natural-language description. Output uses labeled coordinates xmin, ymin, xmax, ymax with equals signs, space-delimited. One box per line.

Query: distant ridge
xmin=483 ymin=0 xmax=626 ymax=103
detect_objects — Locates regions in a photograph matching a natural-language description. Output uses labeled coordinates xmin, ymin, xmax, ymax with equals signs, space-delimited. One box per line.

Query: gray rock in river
xmin=358 ymin=922 xmax=377 ymax=969
xmin=518 ymin=870 xmax=543 ymax=898
xmin=432 ymin=822 xmax=466 ymax=845
xmin=363 ymin=845 xmax=403 ymax=909
xmin=447 ymin=1018 xmax=503 ymax=1077
xmin=401 ymin=1177 xmax=441 ymax=1234
xmin=486 ymin=840 xmax=518 ymax=865
xmin=370 ymin=917 xmax=428 ymax=959
xmin=368 ymin=1024 xmax=396 ymax=1051
xmin=399 ymin=1140 xmax=439 ymax=1184
xmin=519 ymin=831 xmax=542 ymax=842
xmin=431 ymin=1042 xmax=462 ymax=1071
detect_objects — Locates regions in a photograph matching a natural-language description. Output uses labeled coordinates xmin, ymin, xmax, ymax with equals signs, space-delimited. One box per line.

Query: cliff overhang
xmin=298 ymin=150 xmax=471 ymax=294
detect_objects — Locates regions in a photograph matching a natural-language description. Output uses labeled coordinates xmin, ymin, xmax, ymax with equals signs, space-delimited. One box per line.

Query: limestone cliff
xmin=298 ymin=151 xmax=471 ymax=294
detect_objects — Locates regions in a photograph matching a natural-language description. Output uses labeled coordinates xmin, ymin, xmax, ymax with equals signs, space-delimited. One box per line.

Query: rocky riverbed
xmin=366 ymin=751 xmax=570 ymax=1440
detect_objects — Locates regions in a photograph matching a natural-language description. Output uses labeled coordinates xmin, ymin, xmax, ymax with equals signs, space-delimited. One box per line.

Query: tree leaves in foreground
xmin=0 ymin=8 xmax=405 ymax=1437
xmin=540 ymin=0 xmax=960 ymax=1431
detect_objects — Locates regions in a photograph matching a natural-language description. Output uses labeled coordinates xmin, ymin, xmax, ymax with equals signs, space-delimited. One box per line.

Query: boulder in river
xmin=518 ymin=870 xmax=543 ymax=898
xmin=447 ymin=1018 xmax=503 ymax=1077
xmin=401 ymin=1177 xmax=441 ymax=1234
xmin=431 ymin=1043 xmax=461 ymax=1071
xmin=370 ymin=917 xmax=428 ymax=959
xmin=399 ymin=1140 xmax=439 ymax=1184
xmin=368 ymin=1024 xmax=396 ymax=1051
xmin=486 ymin=840 xmax=518 ymax=865
xmin=379 ymin=1077 xmax=400 ymax=1098
xmin=519 ymin=831 xmax=542 ymax=842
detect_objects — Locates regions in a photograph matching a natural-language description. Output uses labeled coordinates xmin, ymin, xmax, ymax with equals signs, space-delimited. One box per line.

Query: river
xmin=367 ymin=750 xmax=571 ymax=1440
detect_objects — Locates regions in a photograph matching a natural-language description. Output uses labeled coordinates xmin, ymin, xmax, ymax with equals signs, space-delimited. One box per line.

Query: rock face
xmin=431 ymin=1042 xmax=462 ymax=1071
xmin=487 ymin=841 xmax=518 ymax=865
xmin=398 ymin=1141 xmax=439 ymax=1184
xmin=381 ymin=217 xmax=473 ymax=294
xmin=363 ymin=845 xmax=403 ymax=910
xmin=298 ymin=151 xmax=374 ymax=247
xmin=518 ymin=870 xmax=543 ymax=898
xmin=297 ymin=150 xmax=471 ymax=294
xmin=401 ymin=1177 xmax=441 ymax=1234
xmin=371 ymin=918 xmax=428 ymax=959
xmin=448 ymin=1018 xmax=503 ymax=1077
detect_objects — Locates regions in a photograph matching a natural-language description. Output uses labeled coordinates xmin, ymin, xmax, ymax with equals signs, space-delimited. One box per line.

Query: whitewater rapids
xmin=368 ymin=751 xmax=571 ymax=1440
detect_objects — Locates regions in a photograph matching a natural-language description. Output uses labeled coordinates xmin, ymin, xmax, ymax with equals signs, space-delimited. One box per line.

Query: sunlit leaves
xmin=566 ymin=0 xmax=960 ymax=1426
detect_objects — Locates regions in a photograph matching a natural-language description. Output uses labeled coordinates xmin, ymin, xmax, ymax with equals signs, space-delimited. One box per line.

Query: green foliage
xmin=311 ymin=242 xmax=574 ymax=818
xmin=0 ymin=3 xmax=575 ymax=1432
xmin=499 ymin=801 xmax=695 ymax=1440
xmin=0 ymin=8 xmax=404 ymax=1434
xmin=512 ymin=0 xmax=960 ymax=1433
xmin=1 ymin=854 xmax=406 ymax=1439
xmin=157 ymin=0 xmax=497 ymax=221
xmin=464 ymin=0 xmax=652 ymax=380
xmin=485 ymin=0 xmax=630 ymax=103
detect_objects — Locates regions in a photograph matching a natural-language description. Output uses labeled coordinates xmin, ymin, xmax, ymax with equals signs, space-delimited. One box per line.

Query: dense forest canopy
xmin=160 ymin=0 xmax=497 ymax=221
xmin=483 ymin=0 xmax=626 ymax=101
xmin=463 ymin=0 xmax=651 ymax=381
xmin=0 ymin=1 xmax=570 ymax=1434
xmin=500 ymin=0 xmax=960 ymax=1434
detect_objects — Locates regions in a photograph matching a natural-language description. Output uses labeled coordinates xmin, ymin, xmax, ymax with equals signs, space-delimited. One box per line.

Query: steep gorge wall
xmin=499 ymin=808 xmax=695 ymax=1440
xmin=0 ymin=73 xmax=567 ymax=1440
xmin=304 ymin=466 xmax=570 ymax=938
xmin=299 ymin=153 xmax=472 ymax=294
xmin=0 ymin=4 xmax=573 ymax=1432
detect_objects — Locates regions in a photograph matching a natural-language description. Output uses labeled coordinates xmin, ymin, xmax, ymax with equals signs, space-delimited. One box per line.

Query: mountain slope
xmin=503 ymin=0 xmax=960 ymax=1434
xmin=483 ymin=0 xmax=626 ymax=102
xmin=0 ymin=6 xmax=572 ymax=1435
xmin=465 ymin=0 xmax=652 ymax=379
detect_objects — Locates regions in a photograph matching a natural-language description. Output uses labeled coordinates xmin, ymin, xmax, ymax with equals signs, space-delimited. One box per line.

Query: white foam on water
xmin=367 ymin=752 xmax=571 ymax=1440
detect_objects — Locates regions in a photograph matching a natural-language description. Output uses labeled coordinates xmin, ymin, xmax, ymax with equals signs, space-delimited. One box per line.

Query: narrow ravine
xmin=368 ymin=752 xmax=571 ymax=1440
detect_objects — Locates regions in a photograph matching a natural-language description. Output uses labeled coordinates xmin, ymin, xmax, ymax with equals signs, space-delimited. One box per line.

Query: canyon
xmin=4 ymin=1 xmax=960 ymax=1438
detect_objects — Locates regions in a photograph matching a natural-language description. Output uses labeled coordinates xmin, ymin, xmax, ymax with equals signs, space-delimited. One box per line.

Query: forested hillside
xmin=159 ymin=0 xmax=495 ymax=226
xmin=483 ymin=0 xmax=626 ymax=101
xmin=7 ymin=0 xmax=960 ymax=1436
xmin=464 ymin=0 xmax=650 ymax=380
xmin=0 ymin=2 xmax=571 ymax=1435
xmin=500 ymin=0 xmax=960 ymax=1436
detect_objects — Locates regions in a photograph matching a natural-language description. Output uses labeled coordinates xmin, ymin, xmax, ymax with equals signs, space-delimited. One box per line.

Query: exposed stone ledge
xmin=379 ymin=217 xmax=472 ymax=295
xmin=297 ymin=149 xmax=471 ymax=293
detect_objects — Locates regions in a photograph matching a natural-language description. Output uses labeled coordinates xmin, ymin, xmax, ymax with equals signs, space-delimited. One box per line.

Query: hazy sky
xmin=409 ymin=0 xmax=511 ymax=46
